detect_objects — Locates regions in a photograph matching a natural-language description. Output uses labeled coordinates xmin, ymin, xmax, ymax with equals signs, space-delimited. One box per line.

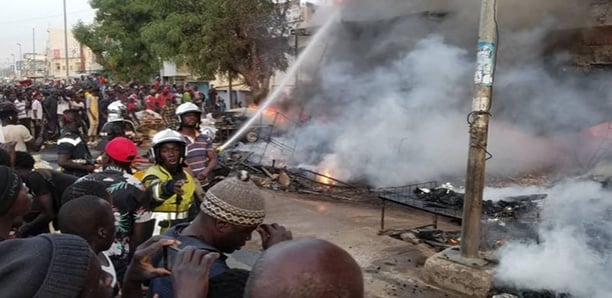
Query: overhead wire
xmin=0 ymin=9 xmax=94 ymax=25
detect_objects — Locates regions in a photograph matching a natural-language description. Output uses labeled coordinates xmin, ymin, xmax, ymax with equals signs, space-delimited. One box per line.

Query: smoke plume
xmin=494 ymin=180 xmax=612 ymax=297
xmin=286 ymin=0 xmax=612 ymax=186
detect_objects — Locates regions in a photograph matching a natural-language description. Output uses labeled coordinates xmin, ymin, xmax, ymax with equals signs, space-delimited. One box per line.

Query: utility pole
xmin=294 ymin=32 xmax=299 ymax=88
xmin=16 ymin=43 xmax=22 ymax=78
xmin=460 ymin=0 xmax=498 ymax=259
xmin=32 ymin=28 xmax=36 ymax=76
xmin=63 ymin=0 xmax=70 ymax=80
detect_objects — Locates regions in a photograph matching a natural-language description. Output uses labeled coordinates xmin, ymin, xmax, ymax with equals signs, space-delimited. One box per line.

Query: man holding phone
xmin=149 ymin=172 xmax=292 ymax=298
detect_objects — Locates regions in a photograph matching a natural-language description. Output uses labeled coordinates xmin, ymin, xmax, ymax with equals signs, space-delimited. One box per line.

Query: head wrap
xmin=0 ymin=233 xmax=93 ymax=297
xmin=0 ymin=166 xmax=21 ymax=215
xmin=201 ymin=172 xmax=265 ymax=226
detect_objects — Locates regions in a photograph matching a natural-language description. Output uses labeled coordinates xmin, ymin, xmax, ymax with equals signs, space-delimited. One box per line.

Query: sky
xmin=0 ymin=0 xmax=95 ymax=68
xmin=0 ymin=0 xmax=328 ymax=70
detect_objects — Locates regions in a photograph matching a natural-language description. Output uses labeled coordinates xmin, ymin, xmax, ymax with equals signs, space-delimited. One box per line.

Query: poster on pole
xmin=474 ymin=41 xmax=495 ymax=86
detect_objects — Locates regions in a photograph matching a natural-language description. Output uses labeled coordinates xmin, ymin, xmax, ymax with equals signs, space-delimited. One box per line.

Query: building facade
xmin=46 ymin=28 xmax=102 ymax=79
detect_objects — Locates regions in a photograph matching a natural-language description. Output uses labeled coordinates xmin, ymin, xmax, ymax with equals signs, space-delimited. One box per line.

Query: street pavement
xmin=34 ymin=144 xmax=463 ymax=297
xmin=237 ymin=189 xmax=464 ymax=298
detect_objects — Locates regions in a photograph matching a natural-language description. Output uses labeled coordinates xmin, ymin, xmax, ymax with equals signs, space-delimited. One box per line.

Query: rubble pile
xmin=134 ymin=111 xmax=166 ymax=146
xmin=490 ymin=288 xmax=571 ymax=298
xmin=219 ymin=150 xmax=374 ymax=202
xmin=413 ymin=186 xmax=546 ymax=218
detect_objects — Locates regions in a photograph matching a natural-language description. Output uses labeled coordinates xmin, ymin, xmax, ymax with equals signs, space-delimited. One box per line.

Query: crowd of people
xmin=0 ymin=76 xmax=365 ymax=298
xmin=0 ymin=77 xmax=228 ymax=148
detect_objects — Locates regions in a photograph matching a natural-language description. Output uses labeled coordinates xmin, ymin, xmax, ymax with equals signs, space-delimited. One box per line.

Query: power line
xmin=0 ymin=9 xmax=94 ymax=25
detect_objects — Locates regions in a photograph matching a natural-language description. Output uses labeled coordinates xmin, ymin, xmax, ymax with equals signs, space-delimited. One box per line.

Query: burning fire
xmin=247 ymin=104 xmax=287 ymax=123
xmin=318 ymin=170 xmax=334 ymax=185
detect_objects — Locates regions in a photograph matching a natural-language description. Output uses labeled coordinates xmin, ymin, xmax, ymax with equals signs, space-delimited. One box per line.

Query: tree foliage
xmin=75 ymin=0 xmax=294 ymax=102
xmin=73 ymin=0 xmax=160 ymax=82
xmin=142 ymin=0 xmax=294 ymax=104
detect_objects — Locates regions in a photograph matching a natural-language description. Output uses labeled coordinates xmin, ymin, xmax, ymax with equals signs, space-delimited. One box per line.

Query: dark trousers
xmin=19 ymin=118 xmax=31 ymax=132
xmin=33 ymin=120 xmax=42 ymax=139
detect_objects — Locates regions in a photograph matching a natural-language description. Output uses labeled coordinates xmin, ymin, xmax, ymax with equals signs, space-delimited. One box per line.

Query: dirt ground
xmin=236 ymin=189 xmax=465 ymax=298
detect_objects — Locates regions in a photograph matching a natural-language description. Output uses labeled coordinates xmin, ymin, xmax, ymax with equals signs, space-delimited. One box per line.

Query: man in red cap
xmin=77 ymin=136 xmax=154 ymax=287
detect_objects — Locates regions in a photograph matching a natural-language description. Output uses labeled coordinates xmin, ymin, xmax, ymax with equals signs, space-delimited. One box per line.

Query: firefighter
xmin=175 ymin=102 xmax=218 ymax=187
xmin=141 ymin=129 xmax=196 ymax=234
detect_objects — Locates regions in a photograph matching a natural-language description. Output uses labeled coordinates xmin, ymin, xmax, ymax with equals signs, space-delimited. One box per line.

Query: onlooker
xmin=0 ymin=147 xmax=13 ymax=167
xmin=148 ymin=172 xmax=292 ymax=298
xmin=244 ymin=239 xmax=364 ymax=298
xmin=78 ymin=137 xmax=153 ymax=284
xmin=31 ymin=92 xmax=43 ymax=139
xmin=0 ymin=102 xmax=38 ymax=152
xmin=57 ymin=109 xmax=96 ymax=177
xmin=0 ymin=165 xmax=32 ymax=240
xmin=59 ymin=196 xmax=118 ymax=289
xmin=207 ymin=84 xmax=217 ymax=112
xmin=43 ymin=90 xmax=59 ymax=139
xmin=0 ymin=233 xmax=113 ymax=297
xmin=161 ymin=97 xmax=178 ymax=129
xmin=61 ymin=179 xmax=111 ymax=206
xmin=14 ymin=94 xmax=29 ymax=131
xmin=13 ymin=151 xmax=78 ymax=236
xmin=86 ymin=88 xmax=99 ymax=145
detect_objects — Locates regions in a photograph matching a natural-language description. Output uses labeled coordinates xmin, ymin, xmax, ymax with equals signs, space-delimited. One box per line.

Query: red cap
xmin=105 ymin=137 xmax=138 ymax=163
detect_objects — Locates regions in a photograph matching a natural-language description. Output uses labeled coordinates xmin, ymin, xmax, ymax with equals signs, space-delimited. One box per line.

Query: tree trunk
xmin=238 ymin=68 xmax=271 ymax=106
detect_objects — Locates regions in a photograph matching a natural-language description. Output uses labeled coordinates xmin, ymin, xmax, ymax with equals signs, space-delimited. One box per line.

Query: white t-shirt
xmin=31 ymin=99 xmax=43 ymax=120
xmin=2 ymin=124 xmax=33 ymax=151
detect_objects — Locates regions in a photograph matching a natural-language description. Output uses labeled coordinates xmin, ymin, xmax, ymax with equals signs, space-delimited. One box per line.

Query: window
xmin=55 ymin=63 xmax=60 ymax=70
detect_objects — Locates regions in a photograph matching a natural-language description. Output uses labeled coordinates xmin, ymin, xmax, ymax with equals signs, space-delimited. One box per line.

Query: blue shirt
xmin=148 ymin=223 xmax=229 ymax=298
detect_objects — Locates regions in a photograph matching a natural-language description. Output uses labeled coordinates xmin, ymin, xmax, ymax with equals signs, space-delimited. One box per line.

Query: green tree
xmin=142 ymin=0 xmax=294 ymax=104
xmin=73 ymin=0 xmax=160 ymax=82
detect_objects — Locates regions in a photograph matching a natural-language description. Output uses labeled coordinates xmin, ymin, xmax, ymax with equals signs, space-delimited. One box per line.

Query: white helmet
xmin=150 ymin=129 xmax=188 ymax=164
xmin=107 ymin=101 xmax=126 ymax=122
xmin=175 ymin=102 xmax=201 ymax=124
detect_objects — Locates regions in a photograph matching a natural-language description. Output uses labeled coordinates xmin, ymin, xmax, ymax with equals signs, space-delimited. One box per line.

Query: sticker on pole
xmin=474 ymin=41 xmax=495 ymax=86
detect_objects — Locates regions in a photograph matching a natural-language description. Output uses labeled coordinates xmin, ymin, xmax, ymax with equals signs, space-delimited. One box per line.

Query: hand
xmin=173 ymin=179 xmax=186 ymax=195
xmin=85 ymin=165 xmax=96 ymax=173
xmin=15 ymin=224 xmax=29 ymax=238
xmin=124 ymin=236 xmax=179 ymax=283
xmin=257 ymin=223 xmax=293 ymax=250
xmin=172 ymin=247 xmax=220 ymax=298
xmin=197 ymin=171 xmax=209 ymax=183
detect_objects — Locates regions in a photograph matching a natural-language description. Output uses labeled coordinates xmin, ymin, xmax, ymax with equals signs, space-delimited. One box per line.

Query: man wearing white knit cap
xmin=149 ymin=171 xmax=293 ymax=298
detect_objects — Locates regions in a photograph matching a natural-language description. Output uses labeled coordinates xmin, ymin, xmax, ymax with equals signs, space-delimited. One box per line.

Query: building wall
xmin=46 ymin=28 xmax=102 ymax=78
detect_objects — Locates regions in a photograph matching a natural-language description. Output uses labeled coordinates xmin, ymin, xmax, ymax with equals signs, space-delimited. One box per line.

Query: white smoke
xmin=294 ymin=35 xmax=472 ymax=186
xmin=495 ymin=180 xmax=612 ymax=297
xmin=284 ymin=1 xmax=612 ymax=187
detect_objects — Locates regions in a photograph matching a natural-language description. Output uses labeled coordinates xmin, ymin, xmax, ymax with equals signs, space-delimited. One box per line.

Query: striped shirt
xmin=184 ymin=133 xmax=214 ymax=178
xmin=14 ymin=100 xmax=27 ymax=119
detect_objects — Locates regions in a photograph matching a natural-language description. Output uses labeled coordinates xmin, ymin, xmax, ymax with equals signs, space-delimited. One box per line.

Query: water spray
xmin=218 ymin=9 xmax=341 ymax=152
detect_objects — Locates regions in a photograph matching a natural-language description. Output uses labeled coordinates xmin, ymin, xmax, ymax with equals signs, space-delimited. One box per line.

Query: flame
xmin=318 ymin=170 xmax=333 ymax=185
xmin=248 ymin=105 xmax=287 ymax=123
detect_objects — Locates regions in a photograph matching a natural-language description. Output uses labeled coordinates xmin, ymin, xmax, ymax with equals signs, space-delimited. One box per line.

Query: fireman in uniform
xmin=141 ymin=129 xmax=196 ymax=234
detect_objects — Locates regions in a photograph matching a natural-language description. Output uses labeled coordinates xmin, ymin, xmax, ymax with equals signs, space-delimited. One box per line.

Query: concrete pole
xmin=16 ymin=43 xmax=22 ymax=77
xmin=63 ymin=0 xmax=70 ymax=80
xmin=32 ymin=28 xmax=36 ymax=76
xmin=294 ymin=33 xmax=299 ymax=88
xmin=460 ymin=0 xmax=498 ymax=259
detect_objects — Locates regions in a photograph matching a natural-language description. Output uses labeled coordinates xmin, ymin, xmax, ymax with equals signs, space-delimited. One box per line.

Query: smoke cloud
xmin=284 ymin=0 xmax=612 ymax=186
xmin=254 ymin=2 xmax=612 ymax=296
xmin=494 ymin=180 xmax=612 ymax=297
